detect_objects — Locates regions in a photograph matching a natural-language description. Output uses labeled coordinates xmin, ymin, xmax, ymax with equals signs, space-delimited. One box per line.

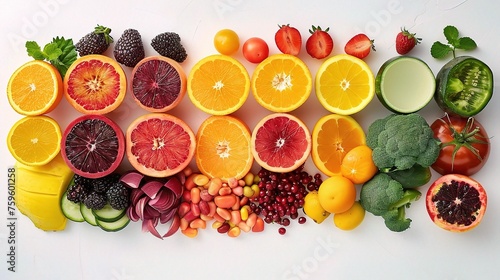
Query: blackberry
xmin=73 ymin=174 xmax=93 ymax=188
xmin=66 ymin=184 xmax=87 ymax=203
xmin=91 ymin=173 xmax=121 ymax=193
xmin=151 ymin=32 xmax=188 ymax=63
xmin=113 ymin=29 xmax=145 ymax=67
xmin=83 ymin=192 xmax=107 ymax=210
xmin=76 ymin=25 xmax=113 ymax=56
xmin=106 ymin=182 xmax=130 ymax=210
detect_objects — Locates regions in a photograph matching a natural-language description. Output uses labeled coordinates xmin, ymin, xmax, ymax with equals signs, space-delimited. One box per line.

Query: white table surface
xmin=1 ymin=0 xmax=499 ymax=279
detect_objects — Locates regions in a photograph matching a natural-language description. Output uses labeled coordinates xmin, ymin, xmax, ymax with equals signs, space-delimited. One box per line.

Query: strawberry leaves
xmin=26 ymin=37 xmax=77 ymax=77
xmin=431 ymin=26 xmax=477 ymax=59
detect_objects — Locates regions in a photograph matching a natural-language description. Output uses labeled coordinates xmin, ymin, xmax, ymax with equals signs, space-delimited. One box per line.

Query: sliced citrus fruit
xmin=251 ymin=54 xmax=312 ymax=112
xmin=251 ymin=113 xmax=311 ymax=173
xmin=7 ymin=116 xmax=62 ymax=166
xmin=64 ymin=54 xmax=127 ymax=114
xmin=126 ymin=113 xmax=195 ymax=178
xmin=312 ymin=114 xmax=366 ymax=176
xmin=61 ymin=114 xmax=125 ymax=178
xmin=131 ymin=56 xmax=187 ymax=112
xmin=187 ymin=54 xmax=249 ymax=115
xmin=315 ymin=54 xmax=375 ymax=115
xmin=7 ymin=60 xmax=63 ymax=116
xmin=196 ymin=115 xmax=253 ymax=181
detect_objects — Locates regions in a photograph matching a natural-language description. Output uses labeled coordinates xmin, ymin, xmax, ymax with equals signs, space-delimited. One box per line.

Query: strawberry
xmin=306 ymin=25 xmax=333 ymax=59
xmin=344 ymin=34 xmax=375 ymax=59
xmin=275 ymin=24 xmax=302 ymax=56
xmin=395 ymin=27 xmax=421 ymax=55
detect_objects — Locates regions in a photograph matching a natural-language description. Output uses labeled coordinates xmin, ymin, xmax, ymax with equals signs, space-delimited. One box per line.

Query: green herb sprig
xmin=431 ymin=25 xmax=477 ymax=59
xmin=26 ymin=37 xmax=77 ymax=77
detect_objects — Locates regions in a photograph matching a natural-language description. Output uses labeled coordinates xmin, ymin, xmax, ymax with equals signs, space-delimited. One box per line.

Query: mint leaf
xmin=431 ymin=41 xmax=453 ymax=59
xmin=43 ymin=43 xmax=62 ymax=60
xmin=431 ymin=25 xmax=477 ymax=59
xmin=444 ymin=25 xmax=459 ymax=45
xmin=457 ymin=37 xmax=477 ymax=50
xmin=26 ymin=41 xmax=46 ymax=60
xmin=48 ymin=37 xmax=77 ymax=77
xmin=23 ymin=37 xmax=76 ymax=77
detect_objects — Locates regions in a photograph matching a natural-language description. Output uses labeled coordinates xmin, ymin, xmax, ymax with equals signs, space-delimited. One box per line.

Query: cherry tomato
xmin=242 ymin=37 xmax=269 ymax=63
xmin=431 ymin=115 xmax=490 ymax=176
xmin=214 ymin=29 xmax=240 ymax=55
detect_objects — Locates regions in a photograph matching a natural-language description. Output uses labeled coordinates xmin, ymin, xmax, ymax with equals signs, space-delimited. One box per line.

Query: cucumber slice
xmin=80 ymin=204 xmax=98 ymax=226
xmin=435 ymin=56 xmax=493 ymax=117
xmin=376 ymin=56 xmax=435 ymax=114
xmin=60 ymin=191 xmax=85 ymax=222
xmin=96 ymin=214 xmax=130 ymax=232
xmin=92 ymin=203 xmax=126 ymax=223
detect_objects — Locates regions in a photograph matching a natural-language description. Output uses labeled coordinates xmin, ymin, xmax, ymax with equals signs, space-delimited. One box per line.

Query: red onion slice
xmin=163 ymin=214 xmax=180 ymax=238
xmin=120 ymin=171 xmax=144 ymax=189
xmin=127 ymin=206 xmax=140 ymax=222
xmin=160 ymin=207 xmax=178 ymax=224
xmin=129 ymin=188 xmax=144 ymax=205
xmin=141 ymin=180 xmax=164 ymax=199
xmin=164 ymin=177 xmax=184 ymax=199
xmin=135 ymin=196 xmax=149 ymax=220
xmin=149 ymin=191 xmax=176 ymax=213
xmin=142 ymin=218 xmax=163 ymax=239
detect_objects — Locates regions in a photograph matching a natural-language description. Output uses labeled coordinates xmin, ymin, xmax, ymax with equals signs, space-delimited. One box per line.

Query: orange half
xmin=7 ymin=60 xmax=63 ymax=116
xmin=311 ymin=114 xmax=366 ymax=176
xmin=196 ymin=115 xmax=253 ymax=181
xmin=251 ymin=54 xmax=312 ymax=112
xmin=187 ymin=55 xmax=250 ymax=115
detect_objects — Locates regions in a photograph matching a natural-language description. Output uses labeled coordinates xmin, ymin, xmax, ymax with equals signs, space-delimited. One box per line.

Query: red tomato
xmin=431 ymin=115 xmax=490 ymax=176
xmin=242 ymin=37 xmax=269 ymax=63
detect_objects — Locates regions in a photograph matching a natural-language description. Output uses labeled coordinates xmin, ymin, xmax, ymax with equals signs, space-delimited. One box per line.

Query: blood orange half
xmin=251 ymin=113 xmax=311 ymax=173
xmin=64 ymin=54 xmax=127 ymax=114
xmin=126 ymin=113 xmax=196 ymax=178
xmin=61 ymin=114 xmax=125 ymax=178
xmin=131 ymin=56 xmax=187 ymax=112
xmin=426 ymin=174 xmax=487 ymax=232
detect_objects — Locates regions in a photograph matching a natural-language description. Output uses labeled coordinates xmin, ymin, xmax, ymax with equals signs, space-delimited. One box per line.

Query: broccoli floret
xmin=366 ymin=113 xmax=440 ymax=172
xmin=383 ymin=208 xmax=411 ymax=232
xmin=360 ymin=173 xmax=421 ymax=232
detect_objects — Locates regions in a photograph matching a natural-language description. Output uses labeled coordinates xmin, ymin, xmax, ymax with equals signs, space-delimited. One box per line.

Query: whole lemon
xmin=303 ymin=190 xmax=330 ymax=224
xmin=334 ymin=201 xmax=365 ymax=230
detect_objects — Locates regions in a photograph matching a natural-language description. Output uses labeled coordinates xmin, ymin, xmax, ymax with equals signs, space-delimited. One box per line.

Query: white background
xmin=1 ymin=0 xmax=499 ymax=279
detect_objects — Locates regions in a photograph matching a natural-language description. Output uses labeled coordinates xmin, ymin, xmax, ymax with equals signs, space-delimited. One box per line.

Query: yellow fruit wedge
xmin=15 ymin=152 xmax=74 ymax=231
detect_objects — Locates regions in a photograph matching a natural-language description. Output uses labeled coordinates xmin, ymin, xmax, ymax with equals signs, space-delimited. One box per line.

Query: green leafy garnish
xmin=25 ymin=37 xmax=77 ymax=77
xmin=431 ymin=25 xmax=477 ymax=59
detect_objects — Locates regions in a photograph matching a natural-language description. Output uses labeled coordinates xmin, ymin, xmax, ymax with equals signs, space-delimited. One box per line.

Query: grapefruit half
xmin=126 ymin=113 xmax=196 ymax=178
xmin=251 ymin=113 xmax=311 ymax=173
